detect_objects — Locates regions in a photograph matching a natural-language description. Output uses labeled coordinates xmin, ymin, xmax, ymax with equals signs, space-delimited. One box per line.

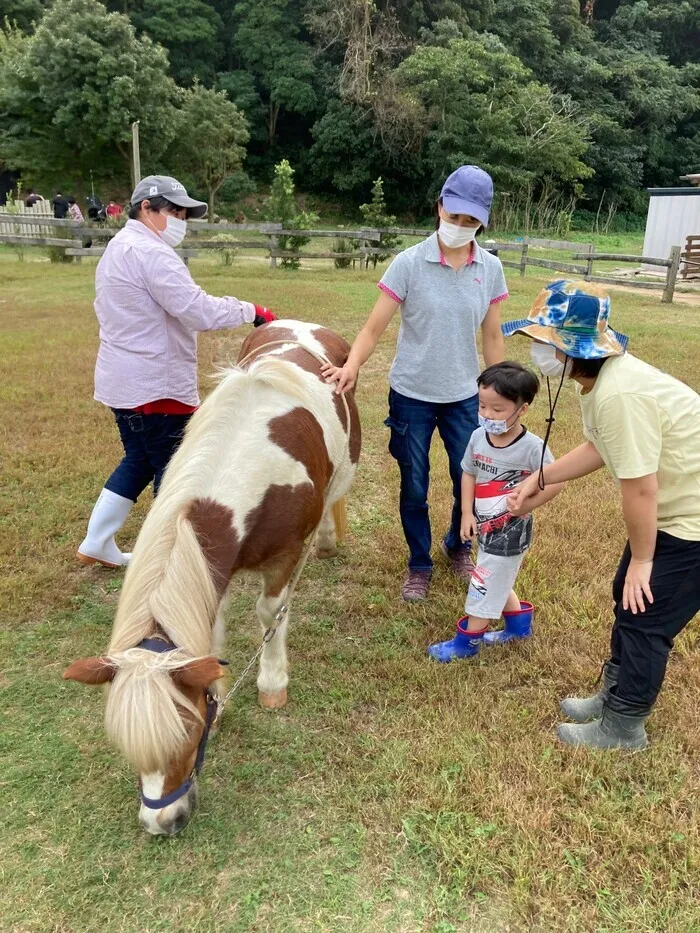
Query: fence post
xmin=662 ymin=245 xmax=681 ymax=304
xmin=585 ymin=243 xmax=595 ymax=280
xmin=269 ymin=235 xmax=277 ymax=270
xmin=519 ymin=241 xmax=528 ymax=277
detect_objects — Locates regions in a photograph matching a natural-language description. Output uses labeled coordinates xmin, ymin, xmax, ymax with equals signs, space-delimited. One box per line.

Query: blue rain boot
xmin=482 ymin=601 xmax=534 ymax=645
xmin=427 ymin=616 xmax=486 ymax=662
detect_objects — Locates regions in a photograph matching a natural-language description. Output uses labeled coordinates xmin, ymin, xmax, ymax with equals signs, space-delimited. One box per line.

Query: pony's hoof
xmin=258 ymin=689 xmax=287 ymax=709
xmin=315 ymin=546 xmax=337 ymax=560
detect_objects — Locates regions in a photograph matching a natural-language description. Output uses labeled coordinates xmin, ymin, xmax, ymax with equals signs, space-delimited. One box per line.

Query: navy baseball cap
xmin=440 ymin=165 xmax=494 ymax=227
xmin=131 ymin=175 xmax=208 ymax=218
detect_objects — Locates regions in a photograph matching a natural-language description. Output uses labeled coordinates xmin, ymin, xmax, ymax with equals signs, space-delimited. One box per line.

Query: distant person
xmin=67 ymin=197 xmax=84 ymax=222
xmin=53 ymin=191 xmax=70 ymax=219
xmin=25 ymin=189 xmax=45 ymax=208
xmin=77 ymin=174 xmax=277 ymax=569
xmin=105 ymin=199 xmax=123 ymax=219
xmin=323 ymin=165 xmax=508 ymax=602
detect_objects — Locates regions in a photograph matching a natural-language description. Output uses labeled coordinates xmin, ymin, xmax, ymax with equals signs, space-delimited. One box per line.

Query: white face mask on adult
xmin=160 ymin=215 xmax=187 ymax=248
xmin=530 ymin=341 xmax=572 ymax=379
xmin=438 ymin=220 xmax=478 ymax=249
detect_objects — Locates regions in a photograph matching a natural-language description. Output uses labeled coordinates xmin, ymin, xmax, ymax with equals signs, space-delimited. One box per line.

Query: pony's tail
xmin=332 ymin=497 xmax=347 ymax=543
xmin=148 ymin=511 xmax=219 ymax=652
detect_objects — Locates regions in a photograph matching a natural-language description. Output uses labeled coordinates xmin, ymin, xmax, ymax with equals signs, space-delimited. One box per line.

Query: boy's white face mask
xmin=479 ymin=407 xmax=522 ymax=435
xmin=530 ymin=341 xmax=572 ymax=378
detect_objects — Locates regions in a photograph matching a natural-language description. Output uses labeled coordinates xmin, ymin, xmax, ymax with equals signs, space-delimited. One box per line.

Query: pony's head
xmin=63 ymin=648 xmax=225 ymax=836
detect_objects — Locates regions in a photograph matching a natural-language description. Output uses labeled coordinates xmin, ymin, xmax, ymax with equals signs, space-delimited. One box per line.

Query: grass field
xmin=2 ymin=254 xmax=700 ymax=932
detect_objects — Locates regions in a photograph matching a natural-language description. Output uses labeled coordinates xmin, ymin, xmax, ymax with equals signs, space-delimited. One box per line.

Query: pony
xmin=63 ymin=321 xmax=361 ymax=835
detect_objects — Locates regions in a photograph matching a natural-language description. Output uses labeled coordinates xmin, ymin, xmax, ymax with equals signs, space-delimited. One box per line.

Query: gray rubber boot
xmin=556 ymin=703 xmax=649 ymax=751
xmin=559 ymin=660 xmax=620 ymax=723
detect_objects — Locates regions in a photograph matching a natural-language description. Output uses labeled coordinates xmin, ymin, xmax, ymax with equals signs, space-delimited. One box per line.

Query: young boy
xmin=428 ymin=361 xmax=563 ymax=661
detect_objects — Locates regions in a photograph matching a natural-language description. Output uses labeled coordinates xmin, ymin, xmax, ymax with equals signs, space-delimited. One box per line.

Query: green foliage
xmin=264 ymin=159 xmax=319 ymax=269
xmin=129 ymin=0 xmax=223 ymax=86
xmin=170 ymin=80 xmax=249 ymax=218
xmin=332 ymin=237 xmax=353 ymax=269
xmin=395 ymin=33 xmax=592 ymax=198
xmin=0 ymin=0 xmax=179 ymax=188
xmin=1 ymin=0 xmax=698 ymax=227
xmin=231 ymin=0 xmax=317 ymax=144
xmin=359 ymin=177 xmax=402 ymax=269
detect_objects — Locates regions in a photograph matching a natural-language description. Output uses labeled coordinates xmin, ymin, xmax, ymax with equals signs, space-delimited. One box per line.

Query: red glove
xmin=253 ymin=305 xmax=277 ymax=327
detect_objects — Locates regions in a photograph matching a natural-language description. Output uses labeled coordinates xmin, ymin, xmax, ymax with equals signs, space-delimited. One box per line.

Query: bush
xmin=46 ymin=226 xmax=75 ymax=263
xmin=207 ymin=233 xmax=238 ymax=266
xmin=332 ymin=237 xmax=353 ymax=269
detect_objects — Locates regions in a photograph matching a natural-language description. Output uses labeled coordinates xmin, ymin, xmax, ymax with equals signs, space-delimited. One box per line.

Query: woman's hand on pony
xmin=322 ymin=361 xmax=358 ymax=394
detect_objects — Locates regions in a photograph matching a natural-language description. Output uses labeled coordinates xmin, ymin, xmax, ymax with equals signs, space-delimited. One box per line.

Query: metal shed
xmin=642 ymin=186 xmax=700 ymax=270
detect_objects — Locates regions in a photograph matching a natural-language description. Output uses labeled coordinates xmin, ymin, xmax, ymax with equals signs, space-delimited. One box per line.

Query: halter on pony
xmin=135 ymin=637 xmax=222 ymax=810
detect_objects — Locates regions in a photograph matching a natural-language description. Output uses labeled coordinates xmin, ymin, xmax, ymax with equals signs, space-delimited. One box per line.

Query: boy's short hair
xmin=477 ymin=361 xmax=540 ymax=405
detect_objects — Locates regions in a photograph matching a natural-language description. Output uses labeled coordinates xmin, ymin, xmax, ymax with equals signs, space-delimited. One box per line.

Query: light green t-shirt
xmin=578 ymin=353 xmax=700 ymax=541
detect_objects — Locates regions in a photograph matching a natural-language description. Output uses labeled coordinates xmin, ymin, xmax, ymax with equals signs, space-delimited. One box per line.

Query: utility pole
xmin=131 ymin=121 xmax=141 ymax=188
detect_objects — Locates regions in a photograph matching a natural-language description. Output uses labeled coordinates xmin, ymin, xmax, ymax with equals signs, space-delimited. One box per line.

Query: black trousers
xmin=608 ymin=531 xmax=700 ymax=712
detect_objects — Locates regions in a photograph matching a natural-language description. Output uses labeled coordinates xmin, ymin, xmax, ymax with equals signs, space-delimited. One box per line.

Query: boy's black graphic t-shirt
xmin=461 ymin=426 xmax=554 ymax=557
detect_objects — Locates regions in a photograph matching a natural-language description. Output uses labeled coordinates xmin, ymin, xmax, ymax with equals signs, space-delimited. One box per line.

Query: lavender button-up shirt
xmin=93 ymin=219 xmax=255 ymax=408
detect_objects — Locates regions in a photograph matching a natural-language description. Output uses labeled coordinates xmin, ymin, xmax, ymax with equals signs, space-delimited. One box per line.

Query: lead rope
xmin=215 ymin=338 xmax=352 ymax=720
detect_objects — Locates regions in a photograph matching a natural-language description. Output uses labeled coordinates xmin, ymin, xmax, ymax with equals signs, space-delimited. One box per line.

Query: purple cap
xmin=440 ymin=165 xmax=494 ymax=227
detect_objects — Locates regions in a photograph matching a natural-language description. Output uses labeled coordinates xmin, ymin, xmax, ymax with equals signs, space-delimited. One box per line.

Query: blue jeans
xmin=385 ymin=388 xmax=479 ymax=571
xmin=104 ymin=410 xmax=191 ymax=502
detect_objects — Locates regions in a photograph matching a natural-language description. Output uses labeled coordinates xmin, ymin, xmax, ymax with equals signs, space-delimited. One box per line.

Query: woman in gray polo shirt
xmin=323 ymin=165 xmax=507 ymax=601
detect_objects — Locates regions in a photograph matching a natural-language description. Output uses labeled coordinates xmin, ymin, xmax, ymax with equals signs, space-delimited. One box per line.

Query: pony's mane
xmin=104 ymin=648 xmax=205 ymax=772
xmin=104 ymin=353 xmax=322 ymax=770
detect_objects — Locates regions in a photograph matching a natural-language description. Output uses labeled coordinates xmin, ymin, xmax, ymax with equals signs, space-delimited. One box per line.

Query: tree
xmin=263 ymin=159 xmax=319 ymax=269
xmin=394 ymin=33 xmax=592 ymax=202
xmin=129 ymin=0 xmax=223 ymax=86
xmin=172 ymin=82 xmax=249 ymax=219
xmin=359 ymin=176 xmax=401 ymax=267
xmin=0 ymin=0 xmax=48 ymax=32
xmin=231 ymin=0 xmax=317 ymax=144
xmin=0 ymin=0 xmax=179 ymax=189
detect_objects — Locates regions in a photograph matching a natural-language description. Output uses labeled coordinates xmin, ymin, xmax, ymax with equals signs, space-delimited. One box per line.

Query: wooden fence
xmin=0 ymin=216 xmax=685 ymax=303
xmin=682 ymin=235 xmax=700 ymax=280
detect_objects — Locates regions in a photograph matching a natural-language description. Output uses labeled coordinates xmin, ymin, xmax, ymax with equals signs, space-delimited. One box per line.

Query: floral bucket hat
xmin=502 ymin=279 xmax=628 ymax=359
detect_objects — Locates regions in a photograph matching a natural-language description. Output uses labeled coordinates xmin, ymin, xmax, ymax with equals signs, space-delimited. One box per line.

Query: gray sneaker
xmin=402 ymin=569 xmax=432 ymax=602
xmin=440 ymin=542 xmax=475 ymax=582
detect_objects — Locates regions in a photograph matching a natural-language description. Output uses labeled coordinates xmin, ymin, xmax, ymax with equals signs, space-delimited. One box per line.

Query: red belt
xmin=130 ymin=399 xmax=198 ymax=415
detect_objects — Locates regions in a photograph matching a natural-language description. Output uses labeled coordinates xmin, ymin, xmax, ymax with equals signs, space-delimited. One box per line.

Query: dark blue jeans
xmin=104 ymin=410 xmax=191 ymax=502
xmin=385 ymin=388 xmax=479 ymax=571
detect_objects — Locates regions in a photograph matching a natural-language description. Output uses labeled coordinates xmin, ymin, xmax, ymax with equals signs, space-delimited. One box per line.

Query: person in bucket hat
xmin=322 ymin=165 xmax=508 ymax=602
xmin=77 ymin=174 xmax=277 ymax=569
xmin=506 ymin=280 xmax=700 ymax=751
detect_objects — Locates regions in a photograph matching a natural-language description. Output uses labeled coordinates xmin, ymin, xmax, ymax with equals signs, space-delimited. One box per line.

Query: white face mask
xmin=530 ymin=341 xmax=571 ymax=379
xmin=438 ymin=220 xmax=478 ymax=249
xmin=160 ymin=214 xmax=187 ymax=248
xmin=478 ymin=407 xmax=521 ymax=436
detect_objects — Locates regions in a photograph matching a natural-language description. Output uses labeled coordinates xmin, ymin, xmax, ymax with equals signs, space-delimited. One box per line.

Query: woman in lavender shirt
xmin=77 ymin=175 xmax=276 ymax=569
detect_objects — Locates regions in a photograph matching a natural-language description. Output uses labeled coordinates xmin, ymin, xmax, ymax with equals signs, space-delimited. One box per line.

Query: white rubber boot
xmin=77 ymin=488 xmax=133 ymax=568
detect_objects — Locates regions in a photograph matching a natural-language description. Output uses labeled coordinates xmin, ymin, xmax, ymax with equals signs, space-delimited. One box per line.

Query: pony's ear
xmin=172 ymin=657 xmax=224 ymax=690
xmin=63 ymin=657 xmax=117 ymax=685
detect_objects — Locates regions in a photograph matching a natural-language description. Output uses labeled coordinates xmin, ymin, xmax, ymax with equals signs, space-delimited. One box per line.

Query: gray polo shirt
xmin=379 ymin=233 xmax=508 ymax=403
